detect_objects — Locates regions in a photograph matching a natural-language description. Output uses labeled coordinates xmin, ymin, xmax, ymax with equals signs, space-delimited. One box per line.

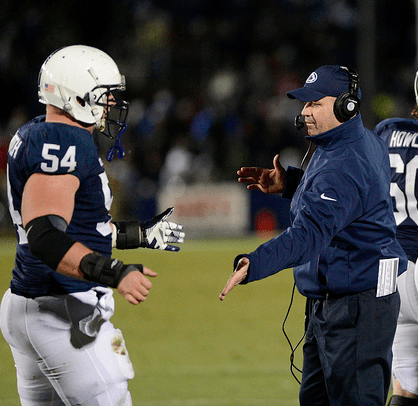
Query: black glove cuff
xmin=140 ymin=225 xmax=148 ymax=248
xmin=113 ymin=221 xmax=143 ymax=249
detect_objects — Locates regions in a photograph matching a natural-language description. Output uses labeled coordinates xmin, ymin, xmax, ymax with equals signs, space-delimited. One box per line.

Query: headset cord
xmin=300 ymin=141 xmax=314 ymax=172
xmin=280 ymin=141 xmax=313 ymax=384
xmin=281 ymin=281 xmax=306 ymax=385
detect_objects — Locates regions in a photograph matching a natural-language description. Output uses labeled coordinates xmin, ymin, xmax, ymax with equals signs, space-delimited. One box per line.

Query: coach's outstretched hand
xmin=219 ymin=257 xmax=250 ymax=301
xmin=141 ymin=207 xmax=185 ymax=252
xmin=118 ymin=266 xmax=157 ymax=305
xmin=237 ymin=154 xmax=286 ymax=194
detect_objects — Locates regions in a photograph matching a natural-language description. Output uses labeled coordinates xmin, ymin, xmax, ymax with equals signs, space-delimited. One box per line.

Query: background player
xmin=0 ymin=45 xmax=184 ymax=406
xmin=374 ymin=72 xmax=418 ymax=406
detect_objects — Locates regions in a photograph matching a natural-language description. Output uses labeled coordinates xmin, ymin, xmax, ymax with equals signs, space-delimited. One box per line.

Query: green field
xmin=0 ymin=236 xmax=306 ymax=405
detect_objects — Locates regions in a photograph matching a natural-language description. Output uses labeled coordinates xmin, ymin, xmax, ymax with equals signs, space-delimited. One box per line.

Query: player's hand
xmin=141 ymin=207 xmax=185 ymax=252
xmin=237 ymin=154 xmax=286 ymax=194
xmin=117 ymin=266 xmax=157 ymax=305
xmin=219 ymin=257 xmax=250 ymax=301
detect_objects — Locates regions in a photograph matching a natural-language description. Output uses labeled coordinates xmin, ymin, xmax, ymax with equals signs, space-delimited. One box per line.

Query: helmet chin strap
xmin=58 ymin=86 xmax=73 ymax=113
xmin=87 ymin=66 xmax=106 ymax=130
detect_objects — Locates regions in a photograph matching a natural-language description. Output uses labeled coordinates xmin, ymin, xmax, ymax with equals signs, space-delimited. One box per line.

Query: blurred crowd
xmin=0 ymin=0 xmax=416 ymax=228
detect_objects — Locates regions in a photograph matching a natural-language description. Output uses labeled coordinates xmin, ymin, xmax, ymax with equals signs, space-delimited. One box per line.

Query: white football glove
xmin=141 ymin=207 xmax=185 ymax=252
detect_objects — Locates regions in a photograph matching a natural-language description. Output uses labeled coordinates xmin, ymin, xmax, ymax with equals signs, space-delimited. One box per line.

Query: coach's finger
xmin=219 ymin=273 xmax=239 ymax=301
xmin=237 ymin=167 xmax=263 ymax=176
xmin=272 ymin=154 xmax=281 ymax=170
xmin=219 ymin=257 xmax=250 ymax=301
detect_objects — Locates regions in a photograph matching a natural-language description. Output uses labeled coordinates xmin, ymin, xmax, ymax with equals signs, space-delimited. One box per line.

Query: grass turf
xmin=0 ymin=236 xmax=305 ymax=405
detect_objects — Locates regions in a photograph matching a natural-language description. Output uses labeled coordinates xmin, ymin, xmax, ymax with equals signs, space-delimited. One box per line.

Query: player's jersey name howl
xmin=389 ymin=130 xmax=418 ymax=148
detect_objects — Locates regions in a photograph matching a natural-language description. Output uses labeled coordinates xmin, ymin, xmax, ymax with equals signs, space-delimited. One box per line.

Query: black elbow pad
xmin=25 ymin=215 xmax=76 ymax=270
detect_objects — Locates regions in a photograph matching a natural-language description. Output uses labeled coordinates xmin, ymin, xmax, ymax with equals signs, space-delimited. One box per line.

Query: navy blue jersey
xmin=375 ymin=117 xmax=418 ymax=262
xmin=7 ymin=115 xmax=113 ymax=297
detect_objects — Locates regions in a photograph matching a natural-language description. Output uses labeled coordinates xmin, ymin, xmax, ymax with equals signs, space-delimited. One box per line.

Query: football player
xmin=374 ymin=73 xmax=418 ymax=406
xmin=0 ymin=45 xmax=184 ymax=406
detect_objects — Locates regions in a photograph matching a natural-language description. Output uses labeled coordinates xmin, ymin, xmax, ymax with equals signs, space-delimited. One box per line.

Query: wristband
xmin=112 ymin=221 xmax=143 ymax=249
xmin=80 ymin=252 xmax=143 ymax=288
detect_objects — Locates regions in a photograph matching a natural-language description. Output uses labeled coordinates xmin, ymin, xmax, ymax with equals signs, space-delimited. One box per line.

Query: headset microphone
xmin=294 ymin=115 xmax=305 ymax=130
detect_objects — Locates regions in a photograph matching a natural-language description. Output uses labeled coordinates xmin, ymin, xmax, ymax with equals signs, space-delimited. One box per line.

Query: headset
xmin=294 ymin=66 xmax=360 ymax=130
xmin=333 ymin=66 xmax=361 ymax=123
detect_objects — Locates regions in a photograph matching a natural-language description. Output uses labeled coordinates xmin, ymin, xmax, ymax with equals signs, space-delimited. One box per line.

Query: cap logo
xmin=306 ymin=72 xmax=318 ymax=84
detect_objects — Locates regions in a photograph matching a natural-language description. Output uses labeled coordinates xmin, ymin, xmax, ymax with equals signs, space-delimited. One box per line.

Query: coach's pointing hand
xmin=219 ymin=257 xmax=250 ymax=301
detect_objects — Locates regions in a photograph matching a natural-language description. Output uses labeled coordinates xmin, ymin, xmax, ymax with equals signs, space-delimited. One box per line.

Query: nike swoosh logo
xmin=320 ymin=193 xmax=337 ymax=201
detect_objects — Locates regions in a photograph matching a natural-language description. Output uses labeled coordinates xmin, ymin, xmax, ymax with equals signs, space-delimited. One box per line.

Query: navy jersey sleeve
xmin=25 ymin=122 xmax=98 ymax=181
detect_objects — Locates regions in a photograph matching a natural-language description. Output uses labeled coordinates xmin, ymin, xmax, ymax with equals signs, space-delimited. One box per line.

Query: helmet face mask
xmin=38 ymin=45 xmax=129 ymax=139
xmin=92 ymin=85 xmax=129 ymax=139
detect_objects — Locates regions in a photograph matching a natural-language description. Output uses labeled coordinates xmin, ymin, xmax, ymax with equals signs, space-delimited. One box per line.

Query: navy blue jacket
xmin=241 ymin=113 xmax=407 ymax=298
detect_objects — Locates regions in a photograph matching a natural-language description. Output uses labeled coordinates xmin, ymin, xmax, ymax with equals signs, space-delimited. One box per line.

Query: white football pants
xmin=0 ymin=287 xmax=134 ymax=405
xmin=392 ymin=260 xmax=418 ymax=395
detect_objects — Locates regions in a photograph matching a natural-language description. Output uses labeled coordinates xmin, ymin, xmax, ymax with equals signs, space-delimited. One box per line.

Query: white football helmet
xmin=38 ymin=45 xmax=129 ymax=139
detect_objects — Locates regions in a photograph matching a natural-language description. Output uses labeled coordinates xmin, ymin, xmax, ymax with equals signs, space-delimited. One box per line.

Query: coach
xmin=220 ymin=65 xmax=407 ymax=405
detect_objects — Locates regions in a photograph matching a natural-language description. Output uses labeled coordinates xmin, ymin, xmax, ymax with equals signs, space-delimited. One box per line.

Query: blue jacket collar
xmin=306 ymin=113 xmax=364 ymax=150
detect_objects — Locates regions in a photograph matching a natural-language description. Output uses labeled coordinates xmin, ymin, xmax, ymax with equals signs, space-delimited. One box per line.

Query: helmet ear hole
xmin=76 ymin=96 xmax=86 ymax=107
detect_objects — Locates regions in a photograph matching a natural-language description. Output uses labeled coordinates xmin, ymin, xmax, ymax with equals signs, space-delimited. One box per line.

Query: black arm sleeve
xmin=25 ymin=215 xmax=76 ymax=270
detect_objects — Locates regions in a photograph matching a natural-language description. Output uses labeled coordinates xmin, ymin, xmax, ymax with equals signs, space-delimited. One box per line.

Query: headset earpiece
xmin=333 ymin=67 xmax=361 ymax=123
